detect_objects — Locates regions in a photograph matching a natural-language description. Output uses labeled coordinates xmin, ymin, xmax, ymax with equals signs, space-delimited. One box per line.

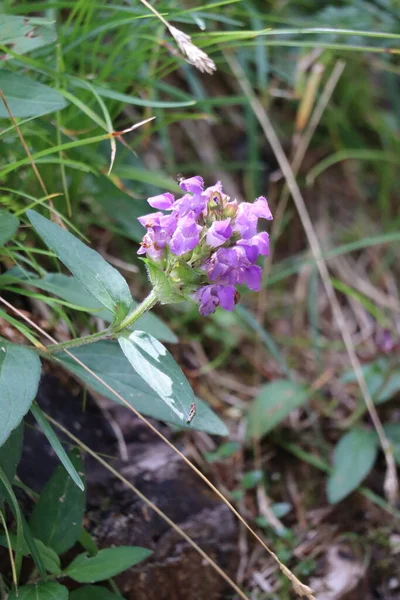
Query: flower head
xmin=138 ymin=176 xmax=273 ymax=314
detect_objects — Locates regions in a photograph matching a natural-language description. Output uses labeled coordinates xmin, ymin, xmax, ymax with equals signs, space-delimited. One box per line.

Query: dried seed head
xmin=168 ymin=26 xmax=216 ymax=75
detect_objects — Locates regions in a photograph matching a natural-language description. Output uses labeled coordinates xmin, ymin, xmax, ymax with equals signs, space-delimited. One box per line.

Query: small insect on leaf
xmin=186 ymin=402 xmax=196 ymax=425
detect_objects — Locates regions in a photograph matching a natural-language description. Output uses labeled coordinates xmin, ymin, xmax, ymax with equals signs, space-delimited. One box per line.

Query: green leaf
xmin=70 ymin=586 xmax=122 ymax=600
xmin=86 ymin=174 xmax=146 ymax=242
xmin=0 ymin=209 xmax=19 ymax=246
xmin=342 ymin=359 xmax=400 ymax=404
xmin=32 ymin=540 xmax=61 ymax=575
xmin=0 ymin=309 xmax=39 ymax=346
xmin=0 ymin=340 xmax=41 ymax=446
xmin=327 ymin=428 xmax=379 ymax=504
xmin=118 ymin=331 xmax=195 ymax=423
xmin=247 ymin=380 xmax=309 ymax=440
xmin=22 ymin=518 xmax=47 ymax=578
xmin=240 ymin=470 xmax=264 ymax=490
xmin=58 ymin=341 xmax=227 ymax=436
xmin=65 ymin=546 xmax=152 ymax=583
xmin=27 ymin=210 xmax=133 ymax=320
xmin=0 ymin=423 xmax=23 ymax=502
xmin=113 ymin=166 xmax=181 ymax=193
xmin=78 ymin=528 xmax=98 ymax=557
xmin=383 ymin=423 xmax=400 ymax=466
xmin=31 ymin=402 xmax=84 ymax=491
xmin=24 ymin=272 xmax=177 ymax=343
xmin=8 ymin=582 xmax=68 ymax=600
xmin=204 ymin=441 xmax=241 ymax=463
xmin=30 ymin=449 xmax=86 ymax=554
xmin=272 ymin=502 xmax=292 ymax=519
xmin=255 ymin=502 xmax=292 ymax=526
xmin=0 ymin=72 xmax=68 ymax=118
xmin=0 ymin=16 xmax=57 ymax=58
xmin=377 ymin=372 xmax=400 ymax=404
xmin=75 ymin=81 xmax=195 ymax=109
xmin=0 ymin=535 xmax=61 ymax=574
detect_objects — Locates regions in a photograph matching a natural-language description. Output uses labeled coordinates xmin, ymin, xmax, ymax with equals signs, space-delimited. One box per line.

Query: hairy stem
xmin=46 ymin=291 xmax=158 ymax=352
xmin=112 ymin=289 xmax=158 ymax=333
xmin=46 ymin=328 xmax=111 ymax=352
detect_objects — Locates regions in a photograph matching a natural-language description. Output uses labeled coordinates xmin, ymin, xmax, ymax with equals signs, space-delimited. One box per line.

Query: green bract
xmin=144 ymin=258 xmax=204 ymax=305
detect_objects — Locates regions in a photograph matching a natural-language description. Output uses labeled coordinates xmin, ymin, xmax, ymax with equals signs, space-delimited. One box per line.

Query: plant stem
xmin=45 ymin=291 xmax=158 ymax=353
xmin=46 ymin=328 xmax=111 ymax=352
xmin=112 ymin=290 xmax=158 ymax=333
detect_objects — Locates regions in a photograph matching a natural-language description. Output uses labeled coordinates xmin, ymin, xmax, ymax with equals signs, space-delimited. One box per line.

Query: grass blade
xmin=30 ymin=402 xmax=85 ymax=491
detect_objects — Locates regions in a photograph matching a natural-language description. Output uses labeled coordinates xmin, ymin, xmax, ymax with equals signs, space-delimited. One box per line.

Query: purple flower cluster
xmin=138 ymin=176 xmax=273 ymax=315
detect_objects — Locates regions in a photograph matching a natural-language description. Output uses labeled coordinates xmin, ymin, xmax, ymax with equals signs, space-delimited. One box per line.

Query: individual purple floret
xmin=137 ymin=176 xmax=273 ymax=315
xmin=147 ymin=192 xmax=175 ymax=210
xmin=169 ymin=212 xmax=202 ymax=256
xmin=179 ymin=175 xmax=204 ymax=195
xmin=234 ymin=196 xmax=272 ymax=239
xmin=194 ymin=284 xmax=237 ymax=316
xmin=206 ymin=219 xmax=232 ymax=248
